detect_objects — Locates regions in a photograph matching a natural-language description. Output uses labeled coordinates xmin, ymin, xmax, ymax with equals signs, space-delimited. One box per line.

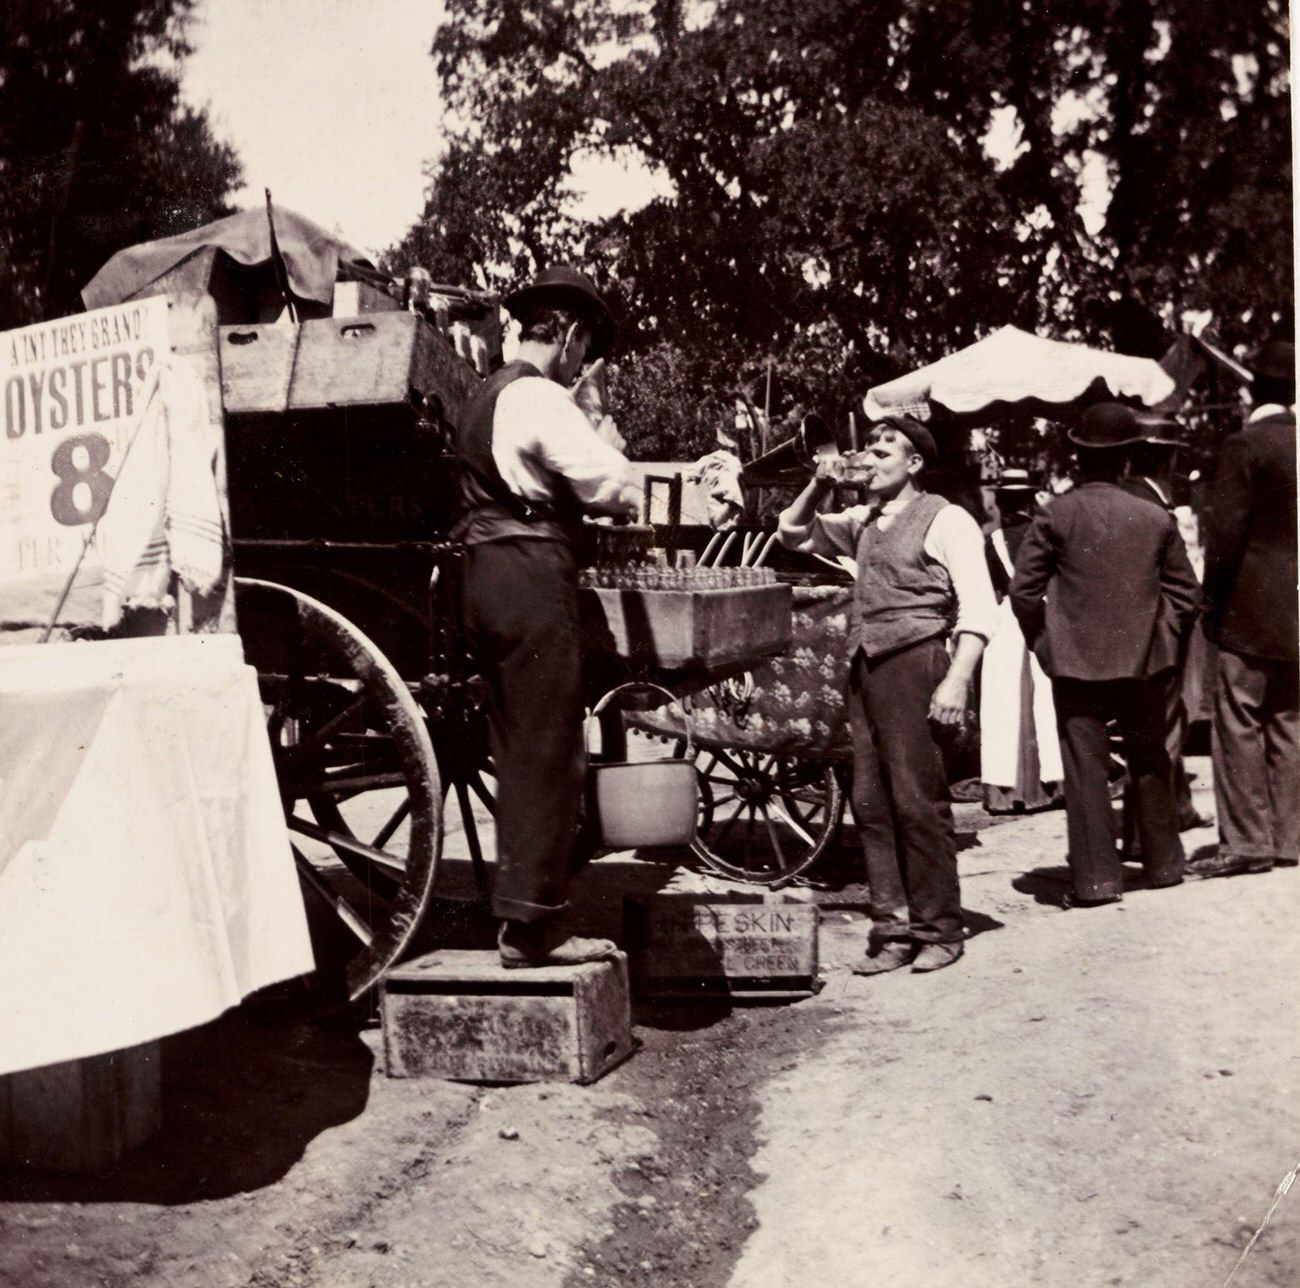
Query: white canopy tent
xmin=862 ymin=325 xmax=1177 ymax=425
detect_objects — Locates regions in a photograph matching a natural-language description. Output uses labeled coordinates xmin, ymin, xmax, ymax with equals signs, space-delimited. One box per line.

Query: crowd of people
xmin=776 ymin=344 xmax=1296 ymax=974
xmin=450 ymin=258 xmax=1295 ymax=980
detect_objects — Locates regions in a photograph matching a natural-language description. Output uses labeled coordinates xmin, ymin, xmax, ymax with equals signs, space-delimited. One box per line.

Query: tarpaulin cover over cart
xmin=81 ymin=206 xmax=376 ymax=312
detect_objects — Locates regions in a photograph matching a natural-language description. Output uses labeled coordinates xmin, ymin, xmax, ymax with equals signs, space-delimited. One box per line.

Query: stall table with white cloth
xmin=0 ymin=634 xmax=313 ymax=1169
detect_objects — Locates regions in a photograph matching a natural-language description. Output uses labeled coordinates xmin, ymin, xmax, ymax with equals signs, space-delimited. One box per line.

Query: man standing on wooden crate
xmin=776 ymin=417 xmax=998 ymax=974
xmin=453 ymin=266 xmax=641 ymax=967
xmin=1193 ymin=341 xmax=1298 ymax=878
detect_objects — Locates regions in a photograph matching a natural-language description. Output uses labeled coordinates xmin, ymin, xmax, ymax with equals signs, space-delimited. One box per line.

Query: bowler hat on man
xmin=1069 ymin=402 xmax=1182 ymax=449
xmin=1249 ymin=340 xmax=1295 ymax=404
xmin=504 ymin=264 xmax=615 ymax=360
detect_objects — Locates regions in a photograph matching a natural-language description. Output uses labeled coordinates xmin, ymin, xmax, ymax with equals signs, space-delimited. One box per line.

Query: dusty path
xmin=0 ymin=757 xmax=1296 ymax=1287
xmin=732 ymin=773 xmax=1300 ymax=1288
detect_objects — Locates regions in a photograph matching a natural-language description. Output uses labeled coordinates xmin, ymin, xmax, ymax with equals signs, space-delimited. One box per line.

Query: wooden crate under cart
xmin=381 ymin=950 xmax=634 ymax=1085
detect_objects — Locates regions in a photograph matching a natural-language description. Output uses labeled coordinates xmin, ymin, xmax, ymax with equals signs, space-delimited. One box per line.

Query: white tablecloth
xmin=0 ymin=634 xmax=314 ymax=1075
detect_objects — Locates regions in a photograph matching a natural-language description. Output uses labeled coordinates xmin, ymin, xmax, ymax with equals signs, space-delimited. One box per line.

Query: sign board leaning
xmin=0 ymin=297 xmax=171 ymax=630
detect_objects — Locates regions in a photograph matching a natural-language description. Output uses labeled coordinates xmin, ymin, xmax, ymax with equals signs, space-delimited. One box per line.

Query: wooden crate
xmin=219 ymin=311 xmax=477 ymax=417
xmin=0 ymin=1041 xmax=161 ymax=1173
xmin=624 ymin=895 xmax=819 ymax=1000
xmin=381 ymin=950 xmax=633 ymax=1085
xmin=579 ymin=583 xmax=793 ymax=671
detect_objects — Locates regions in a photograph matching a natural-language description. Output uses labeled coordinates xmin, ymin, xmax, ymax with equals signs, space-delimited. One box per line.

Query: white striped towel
xmin=96 ymin=358 xmax=226 ymax=630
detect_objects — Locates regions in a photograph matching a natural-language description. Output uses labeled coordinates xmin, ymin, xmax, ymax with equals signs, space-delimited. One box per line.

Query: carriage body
xmin=221 ymin=310 xmax=474 ymax=683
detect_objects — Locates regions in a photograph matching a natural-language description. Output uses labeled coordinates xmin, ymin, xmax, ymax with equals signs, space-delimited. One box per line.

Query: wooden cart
xmin=211 ymin=306 xmax=792 ymax=1001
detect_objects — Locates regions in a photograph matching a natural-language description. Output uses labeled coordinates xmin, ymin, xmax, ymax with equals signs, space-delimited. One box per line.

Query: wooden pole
xmin=762 ymin=358 xmax=773 ymax=454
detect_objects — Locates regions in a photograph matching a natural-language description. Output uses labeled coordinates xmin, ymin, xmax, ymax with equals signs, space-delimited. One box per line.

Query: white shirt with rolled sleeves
xmin=492 ymin=376 xmax=640 ymax=519
xmin=778 ymin=495 xmax=1000 ymax=643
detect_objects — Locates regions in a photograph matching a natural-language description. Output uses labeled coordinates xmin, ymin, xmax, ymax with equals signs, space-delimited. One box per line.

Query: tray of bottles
xmin=578 ymin=565 xmax=793 ymax=672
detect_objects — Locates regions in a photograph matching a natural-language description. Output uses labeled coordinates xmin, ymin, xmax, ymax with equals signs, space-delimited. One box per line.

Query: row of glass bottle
xmin=579 ymin=565 xmax=779 ymax=590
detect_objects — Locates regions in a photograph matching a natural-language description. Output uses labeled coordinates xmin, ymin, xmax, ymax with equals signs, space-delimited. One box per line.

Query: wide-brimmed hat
xmin=870 ymin=414 xmax=938 ymax=465
xmin=504 ymin=264 xmax=614 ymax=360
xmin=994 ymin=467 xmax=1039 ymax=494
xmin=1069 ymin=402 xmax=1182 ymax=449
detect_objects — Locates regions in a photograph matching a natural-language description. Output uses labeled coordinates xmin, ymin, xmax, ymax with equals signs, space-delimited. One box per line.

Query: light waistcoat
xmin=852 ymin=491 xmax=954 ymax=659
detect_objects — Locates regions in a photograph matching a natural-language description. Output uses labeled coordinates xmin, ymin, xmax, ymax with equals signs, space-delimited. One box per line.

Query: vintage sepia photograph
xmin=0 ymin=2 xmax=1295 ymax=1285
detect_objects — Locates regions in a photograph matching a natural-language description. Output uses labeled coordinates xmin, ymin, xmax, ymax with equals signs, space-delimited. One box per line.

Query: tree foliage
xmin=394 ymin=0 xmax=1291 ymax=458
xmin=0 ymin=0 xmax=243 ymax=328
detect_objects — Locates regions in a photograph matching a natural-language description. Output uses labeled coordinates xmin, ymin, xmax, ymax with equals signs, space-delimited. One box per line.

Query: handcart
xmin=629 ymin=576 xmax=856 ymax=887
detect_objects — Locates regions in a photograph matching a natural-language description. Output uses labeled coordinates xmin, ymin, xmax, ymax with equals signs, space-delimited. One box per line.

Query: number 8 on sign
xmin=50 ymin=432 xmax=114 ymax=527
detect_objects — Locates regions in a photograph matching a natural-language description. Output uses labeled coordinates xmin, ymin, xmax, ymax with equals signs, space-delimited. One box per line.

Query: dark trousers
xmin=1053 ymin=675 xmax=1184 ymax=899
xmin=847 ymin=638 xmax=962 ymax=944
xmin=1212 ymin=647 xmax=1299 ymax=863
xmin=464 ymin=539 xmax=585 ymax=923
xmin=1121 ymin=667 xmax=1197 ymax=848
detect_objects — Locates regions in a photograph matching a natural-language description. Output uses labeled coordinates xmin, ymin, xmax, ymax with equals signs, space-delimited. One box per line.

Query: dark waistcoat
xmin=852 ymin=491 xmax=954 ymax=659
xmin=452 ymin=361 xmax=585 ymax=549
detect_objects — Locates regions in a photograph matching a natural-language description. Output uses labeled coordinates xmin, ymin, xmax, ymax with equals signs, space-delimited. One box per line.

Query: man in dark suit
xmin=1194 ymin=341 xmax=1298 ymax=877
xmin=1010 ymin=403 xmax=1202 ymax=905
xmin=1117 ymin=421 xmax=1209 ymax=837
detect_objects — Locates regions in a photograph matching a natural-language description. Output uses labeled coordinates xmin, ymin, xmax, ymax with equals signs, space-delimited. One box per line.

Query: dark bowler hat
xmin=872 ymin=414 xmax=938 ymax=465
xmin=1250 ymin=339 xmax=1296 ymax=405
xmin=504 ymin=264 xmax=615 ymax=360
xmin=1069 ymin=401 xmax=1182 ymax=449
xmin=994 ymin=467 xmax=1039 ymax=494
xmin=1252 ymin=339 xmax=1295 ymax=383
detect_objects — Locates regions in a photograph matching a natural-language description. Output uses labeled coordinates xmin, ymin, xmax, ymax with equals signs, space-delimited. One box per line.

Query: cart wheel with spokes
xmin=437 ymin=743 xmax=498 ymax=904
xmin=676 ymin=742 xmax=845 ymax=885
xmin=236 ymin=577 xmax=442 ymax=1003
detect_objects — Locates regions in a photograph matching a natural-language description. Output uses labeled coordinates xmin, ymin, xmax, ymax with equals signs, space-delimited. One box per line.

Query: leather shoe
xmin=1185 ymin=851 xmax=1273 ymax=879
xmin=498 ymin=921 xmax=617 ymax=969
xmin=851 ymin=941 xmax=916 ymax=976
xmin=1062 ymin=890 xmax=1122 ymax=909
xmin=911 ymin=941 xmax=964 ymax=973
xmin=1178 ymin=812 xmax=1214 ymax=832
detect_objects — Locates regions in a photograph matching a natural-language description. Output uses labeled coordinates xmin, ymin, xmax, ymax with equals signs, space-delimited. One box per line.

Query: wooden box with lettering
xmin=0 ymin=1040 xmax=161 ymax=1174
xmin=381 ymin=950 xmax=633 ymax=1085
xmin=623 ymin=895 xmax=819 ymax=1000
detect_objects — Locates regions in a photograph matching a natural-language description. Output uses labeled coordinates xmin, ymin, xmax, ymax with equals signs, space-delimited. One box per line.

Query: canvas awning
xmin=862 ymin=325 xmax=1177 ymax=425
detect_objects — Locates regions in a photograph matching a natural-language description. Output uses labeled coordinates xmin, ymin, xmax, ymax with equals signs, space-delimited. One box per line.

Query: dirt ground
xmin=1 ymin=754 xmax=1296 ymax=1288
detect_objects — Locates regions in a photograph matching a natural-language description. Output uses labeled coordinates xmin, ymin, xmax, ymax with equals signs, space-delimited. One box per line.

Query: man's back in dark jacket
xmin=1010 ymin=482 xmax=1201 ymax=681
xmin=1203 ymin=411 xmax=1298 ymax=662
xmin=1118 ymin=476 xmax=1174 ymax=512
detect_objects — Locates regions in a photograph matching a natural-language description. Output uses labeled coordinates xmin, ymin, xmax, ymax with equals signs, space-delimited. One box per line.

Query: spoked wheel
xmin=236 ymin=577 xmax=442 ymax=1003
xmin=438 ymin=744 xmax=498 ymax=904
xmin=680 ymin=744 xmax=845 ymax=885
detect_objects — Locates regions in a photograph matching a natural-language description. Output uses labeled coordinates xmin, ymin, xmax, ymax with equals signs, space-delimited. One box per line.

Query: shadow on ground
xmin=0 ymin=997 xmax=373 ymax=1206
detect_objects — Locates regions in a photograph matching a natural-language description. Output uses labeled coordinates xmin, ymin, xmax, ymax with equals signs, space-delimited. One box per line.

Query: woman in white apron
xmin=980 ymin=471 xmax=1064 ymax=813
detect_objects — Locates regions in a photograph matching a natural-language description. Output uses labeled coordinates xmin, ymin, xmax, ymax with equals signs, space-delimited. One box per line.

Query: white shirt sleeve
xmin=777 ymin=503 xmax=872 ymax=558
xmin=492 ymin=377 xmax=640 ymax=519
xmin=923 ymin=505 xmax=999 ymax=642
